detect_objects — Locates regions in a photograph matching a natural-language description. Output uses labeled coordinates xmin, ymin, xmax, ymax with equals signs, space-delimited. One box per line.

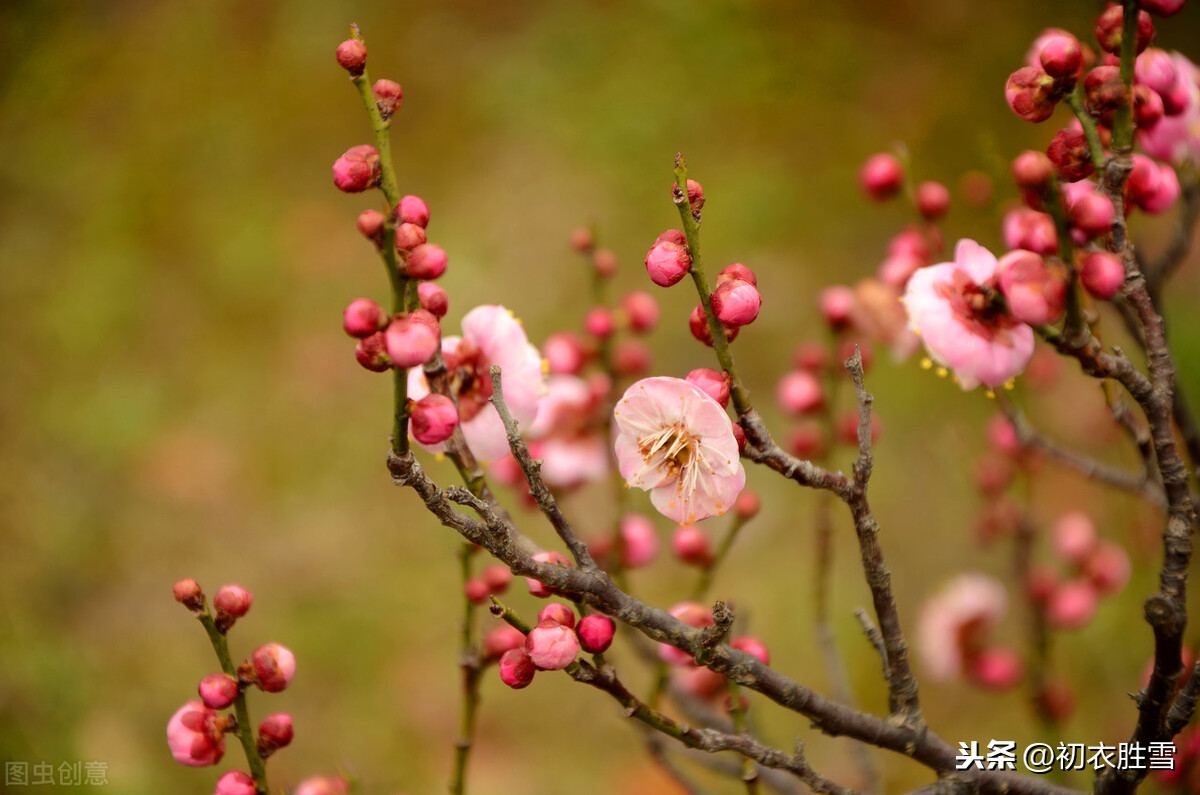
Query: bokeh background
xmin=3 ymin=1 xmax=1200 ymax=793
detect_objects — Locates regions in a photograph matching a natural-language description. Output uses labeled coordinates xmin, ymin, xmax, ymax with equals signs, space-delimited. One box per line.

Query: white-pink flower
xmin=918 ymin=573 xmax=1008 ymax=682
xmin=408 ymin=305 xmax=545 ymax=463
xmin=613 ymin=377 xmax=745 ymax=525
xmin=524 ymin=375 xmax=609 ymax=489
xmin=903 ymin=239 xmax=1035 ymax=390
xmin=1139 ymin=52 xmax=1200 ymax=167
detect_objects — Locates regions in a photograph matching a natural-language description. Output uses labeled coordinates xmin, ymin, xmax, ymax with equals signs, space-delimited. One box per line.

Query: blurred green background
xmin=3 ymin=1 xmax=1200 ymax=793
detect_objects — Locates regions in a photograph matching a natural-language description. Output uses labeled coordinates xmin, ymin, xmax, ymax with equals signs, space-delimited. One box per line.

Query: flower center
xmin=635 ymin=422 xmax=710 ymax=496
xmin=445 ymin=339 xmax=493 ymax=422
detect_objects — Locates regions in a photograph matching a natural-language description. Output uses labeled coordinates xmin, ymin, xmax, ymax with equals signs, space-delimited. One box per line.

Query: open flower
xmin=613 ymin=377 xmax=744 ymax=525
xmin=409 ymin=305 xmax=545 ymax=463
xmin=903 ymin=239 xmax=1035 ymax=390
xmin=918 ymin=573 xmax=1008 ymax=682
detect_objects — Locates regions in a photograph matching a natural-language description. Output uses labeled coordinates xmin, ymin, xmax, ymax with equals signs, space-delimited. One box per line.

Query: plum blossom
xmin=408 ymin=305 xmax=546 ymax=464
xmin=523 ymin=374 xmax=609 ymax=489
xmin=1139 ymin=52 xmax=1200 ymax=167
xmin=903 ymin=239 xmax=1035 ymax=390
xmin=613 ymin=377 xmax=745 ymax=525
xmin=918 ymin=573 xmax=1008 ymax=681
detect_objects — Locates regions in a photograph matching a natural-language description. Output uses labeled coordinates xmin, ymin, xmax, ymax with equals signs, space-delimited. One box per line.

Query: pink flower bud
xmin=672 ymin=525 xmax=712 ymax=567
xmin=481 ymin=564 xmax=513 ymax=592
xmin=731 ymin=635 xmax=770 ymax=665
xmin=417 ymin=282 xmax=449 ymax=318
xmin=1095 ymin=5 xmax=1154 ymax=55
xmin=1006 ymin=66 xmax=1057 ymax=123
xmin=384 ymin=310 xmax=440 ymax=368
xmin=688 ymin=303 xmax=738 ymax=347
xmin=776 ymin=370 xmax=824 ymax=416
xmin=584 ymin=306 xmax=615 ymax=338
xmin=543 ymin=331 xmax=587 ymax=375
xmin=525 ymin=620 xmax=580 ymax=670
xmin=592 ymin=248 xmax=619 ymax=278
xmin=734 ymin=490 xmax=760 ymax=520
xmin=878 ymin=252 xmax=924 ymax=289
xmin=711 ymin=279 xmax=762 ymax=326
xmin=405 ymin=244 xmax=448 ymax=280
xmin=394 ymin=195 xmax=430 ymax=229
xmin=682 ymin=178 xmax=705 ymax=214
xmin=483 ymin=625 xmax=526 ymax=660
xmin=970 ymin=647 xmax=1024 ymax=691
xmin=1012 ymin=150 xmax=1055 ymax=190
xmin=173 ymin=579 xmax=204 ymax=612
xmin=409 ymin=393 xmax=459 ymax=445
xmin=371 ymin=79 xmax=402 ymax=121
xmin=731 ymin=421 xmax=746 ymax=453
xmin=294 ymin=777 xmax=350 ymax=795
xmin=577 ymin=614 xmax=616 ymax=653
xmin=1141 ymin=162 xmax=1180 ymax=214
xmin=1039 ymin=33 xmax=1083 ymax=79
xmin=675 ymin=665 xmax=727 ymax=699
xmin=526 ymin=550 xmax=572 ymax=598
xmin=986 ymin=415 xmax=1019 ymax=455
xmin=1079 ymin=251 xmax=1125 ymax=299
xmin=645 ymin=241 xmax=691 ymax=287
xmin=332 ymin=145 xmax=380 ymax=193
xmin=620 ymin=290 xmax=660 ymax=333
xmin=792 ymin=341 xmax=828 ymax=371
xmin=1053 ymin=511 xmax=1097 ymax=565
xmin=915 ymin=181 xmax=951 ymax=220
xmin=257 ymin=713 xmax=294 ymax=757
xmin=343 ymin=298 xmax=383 ymax=338
xmin=1084 ymin=65 xmax=1126 ymax=117
xmin=996 ymin=249 xmax=1067 ymax=325
xmin=975 ymin=454 xmax=1015 ymax=496
xmin=569 ymin=227 xmax=594 ymax=252
xmin=655 ymin=229 xmax=687 ymax=247
xmin=1068 ymin=192 xmax=1115 ymax=237
xmin=537 ymin=602 xmax=576 ymax=629
xmin=462 ymin=577 xmax=488 ymax=605
xmin=499 ymin=648 xmax=536 ymax=688
xmin=1141 ymin=0 xmax=1185 ymax=15
xmin=251 ymin=643 xmax=296 ymax=693
xmin=858 ymin=153 xmax=904 ymax=200
xmin=355 ymin=332 xmax=390 ymax=372
xmin=214 ymin=584 xmax=253 ymax=621
xmin=1047 ymin=128 xmax=1095 ymax=182
xmin=1085 ymin=541 xmax=1131 ymax=595
xmin=787 ymin=421 xmax=827 ymax=459
xmin=619 ymin=513 xmax=659 ymax=568
xmin=166 ymin=701 xmax=225 ymax=767
xmin=1135 ymin=48 xmax=1179 ymax=95
xmin=394 ymin=222 xmax=427 ymax=252
xmin=216 ymin=771 xmax=257 ymax=795
xmin=335 ymin=39 xmax=367 ymax=75
xmin=685 ymin=368 xmax=731 ymax=408
xmin=717 ymin=263 xmax=758 ymax=287
xmin=1003 ymin=208 xmax=1058 ymax=255
xmin=356 ymin=209 xmax=386 ymax=246
xmin=659 ymin=602 xmax=713 ymax=665
xmin=199 ymin=673 xmax=238 ymax=710
xmin=1046 ymin=579 xmax=1099 ymax=629
xmin=818 ymin=286 xmax=855 ymax=329
xmin=1133 ymin=84 xmax=1165 ymax=129
xmin=612 ymin=339 xmax=652 ymax=377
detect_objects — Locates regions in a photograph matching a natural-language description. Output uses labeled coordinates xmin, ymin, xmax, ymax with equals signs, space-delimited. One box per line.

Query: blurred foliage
xmin=2 ymin=1 xmax=1200 ymax=793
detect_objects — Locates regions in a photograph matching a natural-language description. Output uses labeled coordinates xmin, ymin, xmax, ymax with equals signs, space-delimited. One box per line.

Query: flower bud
xmin=1132 ymin=84 xmax=1165 ymax=129
xmin=1046 ymin=579 xmax=1099 ymax=629
xmin=1095 ymin=5 xmax=1154 ymax=55
xmin=731 ymin=420 xmax=746 ymax=453
xmin=914 ymin=180 xmax=951 ymax=220
xmin=1141 ymin=0 xmax=1185 ymax=15
xmin=734 ymin=490 xmax=760 ymax=520
xmin=294 ymin=778 xmax=350 ymax=795
xmin=730 ymin=636 xmax=769 ymax=666
xmin=776 ymin=370 xmax=824 ymax=416
xmin=793 ymin=341 xmax=829 ymax=371
xmin=717 ymin=263 xmax=758 ymax=287
xmin=970 ymin=647 xmax=1024 ymax=691
xmin=166 ymin=701 xmax=225 ymax=767
xmin=463 ymin=578 xmax=489 ymax=606
xmin=569 ymin=227 xmax=594 ymax=253
xmin=682 ymin=178 xmax=705 ymax=214
xmin=592 ymin=248 xmax=619 ymax=278
xmin=405 ymin=244 xmax=448 ymax=280
xmin=537 ymin=602 xmax=576 ymax=629
xmin=987 ymin=415 xmax=1020 ymax=455
xmin=620 ymin=290 xmax=660 ymax=333
xmin=417 ymin=282 xmax=449 ymax=318
xmin=499 ymin=648 xmax=536 ymax=688
xmin=215 ymin=771 xmax=257 ymax=795
xmin=1135 ymin=48 xmax=1179 ymax=95
xmin=787 ymin=421 xmax=827 ymax=459
xmin=1084 ymin=65 xmax=1126 ymax=117
xmin=409 ymin=393 xmax=459 ymax=445
xmin=619 ymin=513 xmax=659 ymax=568
xmin=525 ymin=620 xmax=580 ymax=670
xmin=577 ymin=614 xmax=615 ymax=654
xmin=257 ymin=713 xmax=294 ymax=757
xmin=975 ymin=454 xmax=1015 ymax=496
xmin=818 ymin=286 xmax=855 ymax=330
xmin=1003 ymin=208 xmax=1058 ymax=255
xmin=711 ymin=279 xmax=762 ymax=327
xmin=675 ymin=665 xmax=727 ymax=699
xmin=356 ymin=209 xmax=386 ymax=247
xmin=394 ymin=222 xmax=427 ymax=252
xmin=645 ymin=241 xmax=691 ymax=287
xmin=526 ymin=550 xmax=572 ymax=598
xmin=1068 ymin=191 xmax=1116 ymax=237
xmin=1053 ymin=511 xmax=1097 ymax=565
xmin=335 ymin=39 xmax=367 ymax=75
xmin=878 ymin=252 xmax=923 ymax=289
xmin=397 ymin=195 xmax=430 ymax=228
xmin=659 ymin=602 xmax=714 ymax=665
xmin=1006 ymin=66 xmax=1057 ymax=123
xmin=655 ymin=228 xmax=687 ymax=247
xmin=1141 ymin=162 xmax=1180 ymax=214
xmin=214 ymin=584 xmax=253 ymax=631
xmin=343 ymin=298 xmax=383 ymax=338
xmin=543 ymin=331 xmax=587 ymax=375
xmin=1084 ymin=541 xmax=1131 ymax=595
xmin=996 ymin=249 xmax=1067 ymax=326
xmin=481 ymin=564 xmax=513 ymax=592
xmin=173 ymin=578 xmax=205 ymax=612
xmin=688 ymin=303 xmax=738 ymax=347
xmin=384 ymin=310 xmax=440 ymax=368
xmin=1039 ymin=33 xmax=1083 ymax=79
xmin=355 ymin=332 xmax=390 ymax=372
xmin=483 ymin=625 xmax=526 ymax=660
xmin=584 ymin=306 xmax=615 ymax=338
xmin=672 ymin=525 xmax=712 ymax=567
xmin=1012 ymin=150 xmax=1055 ymax=190
xmin=371 ymin=79 xmax=402 ymax=121
xmin=612 ymin=339 xmax=652 ymax=377
xmin=1079 ymin=251 xmax=1125 ymax=299
xmin=199 ymin=673 xmax=238 ymax=710
xmin=251 ymin=643 xmax=297 ymax=693
xmin=1047 ymin=128 xmax=1095 ymax=182
xmin=685 ymin=368 xmax=731 ymax=408
xmin=332 ymin=145 xmax=381 ymax=193
xmin=858 ymin=153 xmax=904 ymax=200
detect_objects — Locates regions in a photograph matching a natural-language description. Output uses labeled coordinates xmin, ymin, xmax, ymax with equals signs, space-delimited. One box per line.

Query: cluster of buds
xmin=496 ymin=602 xmax=616 ymax=690
xmin=918 ymin=574 xmax=1025 ymax=692
xmin=1031 ymin=511 xmax=1131 ymax=631
xmin=168 ymin=580 xmax=297 ymax=790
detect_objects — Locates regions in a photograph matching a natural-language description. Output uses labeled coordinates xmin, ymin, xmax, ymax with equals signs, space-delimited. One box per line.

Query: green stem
xmin=691 ymin=515 xmax=748 ymax=602
xmin=451 ymin=543 xmax=481 ymax=795
xmin=726 ymin=681 xmax=758 ymax=793
xmin=1064 ymin=92 xmax=1108 ymax=173
xmin=1110 ymin=0 xmax=1139 ymax=152
xmin=488 ymin=597 xmax=532 ymax=635
xmin=197 ymin=611 xmax=267 ymax=795
xmin=672 ymin=155 xmax=750 ymax=414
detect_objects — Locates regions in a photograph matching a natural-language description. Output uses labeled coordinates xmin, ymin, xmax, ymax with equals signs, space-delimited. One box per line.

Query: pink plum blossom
xmin=1139 ymin=52 xmax=1200 ymax=166
xmin=525 ymin=620 xmax=580 ymax=670
xmin=408 ymin=305 xmax=545 ymax=464
xmin=166 ymin=700 xmax=225 ymax=767
xmin=918 ymin=573 xmax=1008 ymax=681
xmin=522 ymin=375 xmax=608 ymax=489
xmin=903 ymin=239 xmax=1035 ymax=390
xmin=613 ymin=377 xmax=745 ymax=525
